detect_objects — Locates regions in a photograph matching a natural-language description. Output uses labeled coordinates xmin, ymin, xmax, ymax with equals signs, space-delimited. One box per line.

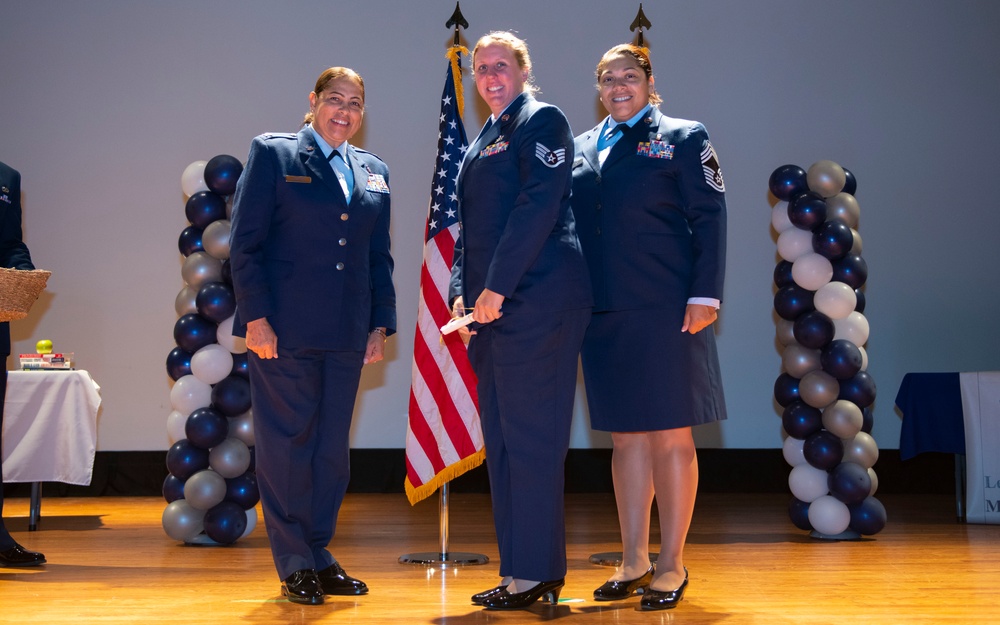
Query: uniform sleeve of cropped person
xmin=365 ymin=155 xmax=396 ymax=335
xmin=0 ymin=165 xmax=34 ymax=271
xmin=229 ymin=136 xmax=279 ymax=324
xmin=484 ymin=105 xmax=574 ymax=298
xmin=677 ymin=122 xmax=727 ymax=300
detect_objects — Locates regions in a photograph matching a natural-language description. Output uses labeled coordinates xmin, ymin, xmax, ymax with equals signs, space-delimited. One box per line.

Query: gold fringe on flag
xmin=446 ymin=45 xmax=469 ymax=117
xmin=404 ymin=448 xmax=485 ymax=506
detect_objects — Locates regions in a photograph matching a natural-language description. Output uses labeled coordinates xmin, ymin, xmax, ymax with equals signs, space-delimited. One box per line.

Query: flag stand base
xmin=399 ymin=483 xmax=489 ymax=568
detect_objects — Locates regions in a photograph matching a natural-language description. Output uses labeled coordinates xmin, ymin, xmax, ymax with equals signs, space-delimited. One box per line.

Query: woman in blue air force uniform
xmin=449 ymin=31 xmax=592 ymax=610
xmin=229 ymin=67 xmax=395 ymax=606
xmin=571 ymin=44 xmax=728 ymax=611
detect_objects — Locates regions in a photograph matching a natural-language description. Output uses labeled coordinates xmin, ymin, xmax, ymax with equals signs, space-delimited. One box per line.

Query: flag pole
xmin=399 ymin=3 xmax=487 ymax=567
xmin=590 ymin=1 xmax=657 ymax=570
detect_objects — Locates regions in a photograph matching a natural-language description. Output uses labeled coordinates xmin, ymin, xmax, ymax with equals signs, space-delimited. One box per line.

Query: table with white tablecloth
xmin=1 ymin=370 xmax=101 ymax=529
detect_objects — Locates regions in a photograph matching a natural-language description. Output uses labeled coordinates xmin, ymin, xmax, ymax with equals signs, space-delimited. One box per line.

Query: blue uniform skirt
xmin=581 ymin=308 xmax=727 ymax=432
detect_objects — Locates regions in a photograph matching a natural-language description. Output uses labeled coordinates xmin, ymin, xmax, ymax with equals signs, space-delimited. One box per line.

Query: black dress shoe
xmin=639 ymin=568 xmax=688 ymax=610
xmin=593 ymin=565 xmax=654 ymax=601
xmin=471 ymin=584 xmax=506 ymax=605
xmin=317 ymin=562 xmax=368 ymax=595
xmin=281 ymin=569 xmax=324 ymax=605
xmin=0 ymin=543 xmax=46 ymax=568
xmin=481 ymin=579 xmax=564 ymax=610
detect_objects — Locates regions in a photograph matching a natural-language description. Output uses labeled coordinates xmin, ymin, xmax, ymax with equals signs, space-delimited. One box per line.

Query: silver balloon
xmin=807 ymin=160 xmax=846 ymax=198
xmin=203 ymin=219 xmax=231 ymax=260
xmin=209 ymin=437 xmax=251 ymax=478
xmin=799 ymin=370 xmax=840 ymax=409
xmin=826 ymin=192 xmax=860 ymax=228
xmin=822 ymin=399 xmax=863 ymax=438
xmin=782 ymin=343 xmax=822 ymax=378
xmin=228 ymin=411 xmax=255 ymax=447
xmin=162 ymin=499 xmax=206 ymax=542
xmin=183 ymin=469 xmax=227 ymax=511
xmin=868 ymin=468 xmax=879 ymax=496
xmin=850 ymin=228 xmax=863 ymax=255
xmin=858 ymin=346 xmax=869 ymax=371
xmin=181 ymin=251 xmax=223 ymax=287
xmin=807 ymin=495 xmax=851 ymax=535
xmin=776 ymin=318 xmax=797 ymax=346
xmin=174 ymin=285 xmax=199 ymax=316
xmin=842 ymin=432 xmax=879 ymax=468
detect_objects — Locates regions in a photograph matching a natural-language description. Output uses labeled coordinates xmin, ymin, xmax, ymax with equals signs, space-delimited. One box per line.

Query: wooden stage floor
xmin=0 ymin=492 xmax=996 ymax=624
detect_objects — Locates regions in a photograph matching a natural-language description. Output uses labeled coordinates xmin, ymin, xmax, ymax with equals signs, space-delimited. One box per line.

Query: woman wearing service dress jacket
xmin=229 ymin=67 xmax=395 ymax=606
xmin=449 ymin=31 xmax=592 ymax=610
xmin=571 ymin=44 xmax=728 ymax=611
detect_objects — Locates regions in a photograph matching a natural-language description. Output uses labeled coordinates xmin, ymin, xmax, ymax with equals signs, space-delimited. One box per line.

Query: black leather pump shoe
xmin=593 ymin=565 xmax=654 ymax=601
xmin=471 ymin=584 xmax=507 ymax=605
xmin=639 ymin=568 xmax=688 ymax=610
xmin=481 ymin=579 xmax=565 ymax=610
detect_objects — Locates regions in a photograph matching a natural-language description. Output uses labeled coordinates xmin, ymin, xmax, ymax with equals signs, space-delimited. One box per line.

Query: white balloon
xmin=242 ymin=507 xmax=258 ymax=538
xmin=166 ymin=409 xmax=188 ymax=445
xmin=181 ymin=160 xmax=209 ymax=197
xmin=771 ymin=201 xmax=793 ymax=234
xmin=782 ymin=436 xmax=807 ymax=467
xmin=814 ymin=281 xmax=857 ymax=319
xmin=833 ymin=311 xmax=870 ymax=346
xmin=788 ymin=464 xmax=830 ymax=502
xmin=169 ymin=375 xmax=212 ymax=415
xmin=808 ymin=495 xmax=851 ymax=535
xmin=191 ymin=344 xmax=234 ymax=385
xmin=791 ymin=253 xmax=833 ymax=291
xmin=217 ymin=314 xmax=248 ymax=354
xmin=858 ymin=346 xmax=869 ymax=371
xmin=777 ymin=228 xmax=814 ymax=262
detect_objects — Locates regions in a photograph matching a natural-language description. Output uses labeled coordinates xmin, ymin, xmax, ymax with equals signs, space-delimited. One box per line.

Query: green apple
xmin=36 ymin=339 xmax=53 ymax=354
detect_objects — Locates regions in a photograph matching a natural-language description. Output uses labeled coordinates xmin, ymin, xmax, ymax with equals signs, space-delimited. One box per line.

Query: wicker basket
xmin=0 ymin=267 xmax=51 ymax=322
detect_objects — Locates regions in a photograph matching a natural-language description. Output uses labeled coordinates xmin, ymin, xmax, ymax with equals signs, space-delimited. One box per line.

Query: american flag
xmin=404 ymin=49 xmax=483 ymax=505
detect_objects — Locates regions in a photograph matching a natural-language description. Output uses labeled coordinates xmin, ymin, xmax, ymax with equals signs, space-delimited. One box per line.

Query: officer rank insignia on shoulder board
xmin=701 ymin=142 xmax=725 ymax=192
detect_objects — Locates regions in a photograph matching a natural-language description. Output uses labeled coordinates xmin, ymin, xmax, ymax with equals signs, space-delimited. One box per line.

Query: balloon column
xmin=769 ymin=161 xmax=887 ymax=538
xmin=163 ymin=155 xmax=259 ymax=545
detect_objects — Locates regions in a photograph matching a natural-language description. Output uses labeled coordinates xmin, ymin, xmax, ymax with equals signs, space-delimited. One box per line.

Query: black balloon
xmin=162 ymin=474 xmax=185 ymax=503
xmin=204 ymin=154 xmax=244 ymax=197
xmin=212 ymin=375 xmax=252 ymax=416
xmin=832 ymin=254 xmax=868 ymax=289
xmin=196 ymin=281 xmax=236 ymax=323
xmin=165 ymin=439 xmax=210 ymax=481
xmin=230 ymin=351 xmax=249 ymax=379
xmin=788 ymin=497 xmax=813 ymax=531
xmin=821 ymin=339 xmax=864 ymax=379
xmin=841 ymin=167 xmax=857 ymax=196
xmin=173 ymin=313 xmax=217 ymax=353
xmin=773 ymin=373 xmax=801 ymax=407
xmin=773 ymin=260 xmax=795 ymax=288
xmin=854 ymin=288 xmax=866 ymax=313
xmin=178 ymin=225 xmax=205 ymax=257
xmin=849 ymin=497 xmax=887 ymax=535
xmin=166 ymin=346 xmax=194 ymax=381
xmin=185 ymin=190 xmax=227 ymax=229
xmin=220 ymin=259 xmax=233 ymax=285
xmin=769 ymin=164 xmax=809 ymax=201
xmin=793 ymin=310 xmax=834 ymax=349
xmin=838 ymin=371 xmax=877 ymax=408
xmin=861 ymin=407 xmax=874 ymax=433
xmin=774 ymin=285 xmax=815 ymax=321
xmin=782 ymin=401 xmax=823 ymax=439
xmin=788 ymin=191 xmax=827 ymax=231
xmin=204 ymin=501 xmax=248 ymax=544
xmin=803 ymin=430 xmax=844 ymax=471
xmin=185 ymin=407 xmax=230 ymax=449
xmin=812 ymin=219 xmax=854 ymax=261
xmin=828 ymin=462 xmax=872 ymax=505
xmin=225 ymin=471 xmax=260 ymax=509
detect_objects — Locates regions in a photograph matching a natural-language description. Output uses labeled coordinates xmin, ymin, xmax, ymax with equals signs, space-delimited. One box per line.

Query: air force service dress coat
xmin=450 ymin=93 xmax=592 ymax=582
xmin=0 ymin=161 xmax=35 ymax=551
xmin=572 ymin=108 xmax=727 ymax=431
xmin=229 ymin=128 xmax=395 ymax=580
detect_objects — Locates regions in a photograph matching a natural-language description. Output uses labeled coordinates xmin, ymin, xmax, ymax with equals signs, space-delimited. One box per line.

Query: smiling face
xmin=597 ymin=55 xmax=654 ymax=123
xmin=308 ymin=76 xmax=365 ymax=148
xmin=473 ymin=43 xmax=528 ymax=117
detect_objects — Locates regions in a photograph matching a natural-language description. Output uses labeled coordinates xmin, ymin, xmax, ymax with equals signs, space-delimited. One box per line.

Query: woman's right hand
xmin=246 ymin=318 xmax=278 ymax=359
xmin=452 ymin=296 xmax=475 ymax=340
